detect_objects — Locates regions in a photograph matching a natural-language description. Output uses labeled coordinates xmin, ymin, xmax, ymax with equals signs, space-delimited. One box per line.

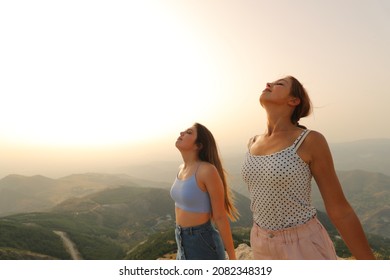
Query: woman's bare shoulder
xmin=305 ymin=130 xmax=332 ymax=155
xmin=306 ymin=130 xmax=328 ymax=144
xmin=198 ymin=161 xmax=217 ymax=174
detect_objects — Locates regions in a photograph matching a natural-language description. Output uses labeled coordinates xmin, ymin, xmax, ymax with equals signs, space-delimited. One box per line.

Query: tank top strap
xmin=293 ymin=129 xmax=311 ymax=151
xmin=194 ymin=162 xmax=203 ymax=178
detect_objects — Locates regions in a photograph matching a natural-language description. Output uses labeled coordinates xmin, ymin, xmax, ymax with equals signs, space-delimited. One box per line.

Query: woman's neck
xmin=265 ymin=117 xmax=297 ymax=136
xmin=264 ymin=104 xmax=297 ymax=135
xmin=180 ymin=151 xmax=200 ymax=168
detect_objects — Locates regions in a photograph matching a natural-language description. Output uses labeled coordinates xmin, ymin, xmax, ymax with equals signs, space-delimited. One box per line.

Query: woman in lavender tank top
xmin=171 ymin=123 xmax=239 ymax=260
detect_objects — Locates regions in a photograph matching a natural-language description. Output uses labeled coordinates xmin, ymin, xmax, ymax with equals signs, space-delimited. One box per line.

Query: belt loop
xmin=178 ymin=225 xmax=182 ymax=234
xmin=190 ymin=227 xmax=193 ymax=235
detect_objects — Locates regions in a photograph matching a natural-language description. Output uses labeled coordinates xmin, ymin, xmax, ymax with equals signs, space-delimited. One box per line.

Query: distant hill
xmin=330 ymin=139 xmax=390 ymax=176
xmin=52 ymin=185 xmax=175 ymax=230
xmin=0 ymin=173 xmax=170 ymax=216
xmin=0 ymin=174 xmax=65 ymax=215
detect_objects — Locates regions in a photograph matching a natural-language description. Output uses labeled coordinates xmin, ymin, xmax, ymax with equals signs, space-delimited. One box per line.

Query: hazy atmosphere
xmin=1 ymin=0 xmax=389 ymax=178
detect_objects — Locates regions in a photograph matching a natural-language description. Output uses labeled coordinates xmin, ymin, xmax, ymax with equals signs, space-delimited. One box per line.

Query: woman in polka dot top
xmin=241 ymin=76 xmax=375 ymax=260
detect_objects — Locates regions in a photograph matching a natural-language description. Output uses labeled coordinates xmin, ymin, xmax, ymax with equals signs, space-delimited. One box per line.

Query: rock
xmin=158 ymin=243 xmax=349 ymax=260
xmin=158 ymin=243 xmax=253 ymax=260
xmin=235 ymin=243 xmax=253 ymax=260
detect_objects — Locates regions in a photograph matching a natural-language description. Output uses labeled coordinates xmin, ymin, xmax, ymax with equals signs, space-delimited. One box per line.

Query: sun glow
xmin=0 ymin=1 xmax=219 ymax=147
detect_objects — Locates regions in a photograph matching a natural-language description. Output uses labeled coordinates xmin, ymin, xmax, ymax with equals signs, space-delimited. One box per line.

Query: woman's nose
xmin=266 ymin=82 xmax=272 ymax=88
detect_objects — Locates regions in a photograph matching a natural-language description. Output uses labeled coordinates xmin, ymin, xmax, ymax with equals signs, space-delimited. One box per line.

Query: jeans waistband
xmin=176 ymin=220 xmax=212 ymax=235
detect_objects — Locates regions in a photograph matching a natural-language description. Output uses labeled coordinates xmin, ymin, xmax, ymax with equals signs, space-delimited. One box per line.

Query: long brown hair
xmin=288 ymin=76 xmax=312 ymax=129
xmin=194 ymin=123 xmax=239 ymax=221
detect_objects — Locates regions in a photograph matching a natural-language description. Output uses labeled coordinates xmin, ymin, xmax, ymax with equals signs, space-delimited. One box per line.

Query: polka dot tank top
xmin=241 ymin=129 xmax=316 ymax=230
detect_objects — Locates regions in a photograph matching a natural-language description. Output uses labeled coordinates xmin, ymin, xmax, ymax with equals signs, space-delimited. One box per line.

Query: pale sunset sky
xmin=1 ymin=0 xmax=389 ymax=178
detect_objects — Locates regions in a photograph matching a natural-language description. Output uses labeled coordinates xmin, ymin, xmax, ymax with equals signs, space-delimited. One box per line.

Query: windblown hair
xmin=287 ymin=76 xmax=313 ymax=129
xmin=194 ymin=123 xmax=239 ymax=221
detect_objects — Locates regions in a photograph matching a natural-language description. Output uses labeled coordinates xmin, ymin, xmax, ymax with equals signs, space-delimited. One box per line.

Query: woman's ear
xmin=288 ymin=97 xmax=301 ymax=107
xmin=196 ymin=142 xmax=203 ymax=150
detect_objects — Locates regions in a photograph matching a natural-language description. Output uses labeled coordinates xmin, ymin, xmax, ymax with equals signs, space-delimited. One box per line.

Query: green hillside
xmin=0 ymin=247 xmax=57 ymax=260
xmin=0 ymin=177 xmax=388 ymax=260
xmin=0 ymin=186 xmax=175 ymax=259
xmin=0 ymin=219 xmax=69 ymax=259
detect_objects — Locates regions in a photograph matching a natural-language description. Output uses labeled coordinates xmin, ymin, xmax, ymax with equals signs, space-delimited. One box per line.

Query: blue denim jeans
xmin=175 ymin=220 xmax=226 ymax=260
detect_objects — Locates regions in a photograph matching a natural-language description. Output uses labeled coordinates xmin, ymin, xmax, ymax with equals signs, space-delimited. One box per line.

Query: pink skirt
xmin=250 ymin=217 xmax=337 ymax=260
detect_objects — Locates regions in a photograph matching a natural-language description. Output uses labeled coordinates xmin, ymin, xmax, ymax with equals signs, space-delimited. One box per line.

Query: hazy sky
xmin=1 ymin=0 xmax=389 ymax=178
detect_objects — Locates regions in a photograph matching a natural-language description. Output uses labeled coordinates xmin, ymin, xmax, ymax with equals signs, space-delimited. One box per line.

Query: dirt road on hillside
xmin=54 ymin=230 xmax=83 ymax=260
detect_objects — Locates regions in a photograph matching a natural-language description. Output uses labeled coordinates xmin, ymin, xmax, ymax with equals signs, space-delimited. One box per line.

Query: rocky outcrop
xmin=158 ymin=243 xmax=350 ymax=260
xmin=158 ymin=243 xmax=252 ymax=260
xmin=234 ymin=243 xmax=253 ymax=260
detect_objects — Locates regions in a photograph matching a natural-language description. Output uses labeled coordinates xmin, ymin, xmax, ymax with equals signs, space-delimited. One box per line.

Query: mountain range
xmin=0 ymin=138 xmax=389 ymax=259
xmin=0 ymin=169 xmax=388 ymax=235
xmin=0 ymin=181 xmax=388 ymax=260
